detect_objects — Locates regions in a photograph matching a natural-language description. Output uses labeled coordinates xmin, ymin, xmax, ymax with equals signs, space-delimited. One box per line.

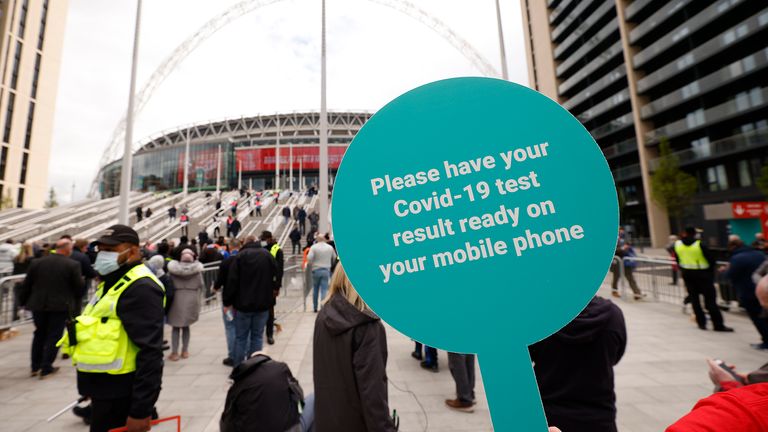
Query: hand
xmin=126 ymin=416 xmax=151 ymax=432
xmin=707 ymin=359 xmax=738 ymax=386
xmin=549 ymin=428 xmax=562 ymax=432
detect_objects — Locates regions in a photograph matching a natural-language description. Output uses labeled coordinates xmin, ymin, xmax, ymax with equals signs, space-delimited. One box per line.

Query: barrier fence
xmin=611 ymin=255 xmax=736 ymax=311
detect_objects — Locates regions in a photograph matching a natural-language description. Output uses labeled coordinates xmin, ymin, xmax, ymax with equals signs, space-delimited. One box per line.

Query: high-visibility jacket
xmin=58 ymin=264 xmax=165 ymax=375
xmin=269 ymin=243 xmax=281 ymax=258
xmin=674 ymin=240 xmax=710 ymax=270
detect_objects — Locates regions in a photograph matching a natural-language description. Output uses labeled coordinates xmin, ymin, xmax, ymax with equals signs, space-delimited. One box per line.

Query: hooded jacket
xmin=313 ymin=294 xmax=397 ymax=432
xmin=529 ymin=296 xmax=626 ymax=432
xmin=726 ymin=246 xmax=767 ymax=301
xmin=167 ymin=260 xmax=204 ymax=327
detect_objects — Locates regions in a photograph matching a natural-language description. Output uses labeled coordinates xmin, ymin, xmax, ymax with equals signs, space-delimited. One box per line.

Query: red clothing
xmin=666 ymin=383 xmax=768 ymax=432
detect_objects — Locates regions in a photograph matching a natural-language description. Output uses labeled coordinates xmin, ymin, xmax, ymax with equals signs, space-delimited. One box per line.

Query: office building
xmin=521 ymin=0 xmax=768 ymax=246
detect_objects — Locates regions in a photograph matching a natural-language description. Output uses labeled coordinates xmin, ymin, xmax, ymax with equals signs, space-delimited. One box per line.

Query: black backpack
xmin=220 ymin=355 xmax=304 ymax=432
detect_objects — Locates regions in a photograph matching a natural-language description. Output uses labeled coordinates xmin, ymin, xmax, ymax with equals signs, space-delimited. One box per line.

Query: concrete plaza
xmin=1 ymin=278 xmax=766 ymax=431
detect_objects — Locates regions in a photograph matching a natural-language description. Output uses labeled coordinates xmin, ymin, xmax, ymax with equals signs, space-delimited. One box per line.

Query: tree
xmin=650 ymin=137 xmax=698 ymax=231
xmin=757 ymin=164 xmax=768 ymax=198
xmin=44 ymin=187 xmax=58 ymax=208
xmin=0 ymin=190 xmax=12 ymax=210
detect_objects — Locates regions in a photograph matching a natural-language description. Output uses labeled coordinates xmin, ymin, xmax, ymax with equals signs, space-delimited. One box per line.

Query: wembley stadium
xmin=97 ymin=111 xmax=372 ymax=197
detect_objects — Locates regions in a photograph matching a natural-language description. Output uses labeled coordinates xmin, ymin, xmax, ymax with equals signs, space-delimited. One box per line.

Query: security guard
xmin=261 ymin=230 xmax=283 ymax=345
xmin=674 ymin=226 xmax=733 ymax=332
xmin=59 ymin=225 xmax=165 ymax=432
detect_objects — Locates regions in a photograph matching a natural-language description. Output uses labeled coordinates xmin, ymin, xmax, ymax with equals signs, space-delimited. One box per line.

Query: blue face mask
xmin=94 ymin=250 xmax=128 ymax=276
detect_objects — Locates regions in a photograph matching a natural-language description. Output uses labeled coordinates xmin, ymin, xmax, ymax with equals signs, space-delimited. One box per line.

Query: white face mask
xmin=260 ymin=241 xmax=268 ymax=247
xmin=93 ymin=249 xmax=129 ymax=276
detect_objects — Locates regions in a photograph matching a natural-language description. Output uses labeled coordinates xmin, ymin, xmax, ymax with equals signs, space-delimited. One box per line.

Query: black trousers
xmin=266 ymin=305 xmax=276 ymax=339
xmin=742 ymin=295 xmax=768 ymax=344
xmin=682 ymin=271 xmax=725 ymax=329
xmin=31 ymin=310 xmax=67 ymax=373
xmin=90 ymin=397 xmax=131 ymax=432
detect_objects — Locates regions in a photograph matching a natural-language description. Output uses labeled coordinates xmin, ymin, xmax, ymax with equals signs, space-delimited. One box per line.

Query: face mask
xmin=260 ymin=241 xmax=268 ymax=247
xmin=94 ymin=250 xmax=128 ymax=276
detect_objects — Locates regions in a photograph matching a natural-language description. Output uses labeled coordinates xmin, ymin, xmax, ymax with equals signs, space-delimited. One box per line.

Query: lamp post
xmin=118 ymin=0 xmax=143 ymax=225
xmin=318 ymin=0 xmax=330 ymax=232
xmin=215 ymin=143 xmax=221 ymax=195
xmin=494 ymin=0 xmax=509 ymax=80
xmin=289 ymin=141 xmax=293 ymax=191
xmin=182 ymin=127 xmax=191 ymax=196
xmin=275 ymin=115 xmax=280 ymax=190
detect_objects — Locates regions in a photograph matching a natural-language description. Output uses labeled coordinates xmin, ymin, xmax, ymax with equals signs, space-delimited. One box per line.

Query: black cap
xmin=96 ymin=225 xmax=140 ymax=246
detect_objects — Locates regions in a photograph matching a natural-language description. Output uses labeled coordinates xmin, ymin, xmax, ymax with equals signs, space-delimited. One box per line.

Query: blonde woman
xmin=312 ymin=264 xmax=397 ymax=432
xmin=12 ymin=242 xmax=34 ymax=321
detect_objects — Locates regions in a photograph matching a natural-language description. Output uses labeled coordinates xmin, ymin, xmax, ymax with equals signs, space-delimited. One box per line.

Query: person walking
xmin=224 ymin=236 xmax=278 ymax=366
xmin=226 ymin=215 xmax=234 ymax=238
xmin=19 ymin=239 xmax=84 ymax=379
xmin=297 ymin=207 xmax=307 ymax=235
xmin=289 ymin=227 xmax=301 ymax=254
xmin=620 ymin=242 xmax=645 ymax=300
xmin=261 ymin=231 xmax=283 ymax=346
xmin=446 ymin=353 xmax=476 ymax=411
xmin=135 ymin=206 xmax=143 ymax=222
xmin=308 ymin=211 xmax=319 ymax=233
xmin=312 ymin=264 xmax=398 ymax=432
xmin=282 ymin=206 xmax=291 ymax=225
xmin=71 ymin=238 xmax=97 ymax=314
xmin=255 ymin=199 xmax=262 ymax=217
xmin=675 ymin=227 xmax=733 ymax=332
xmin=307 ymin=233 xmax=337 ymax=313
xmin=145 ymin=208 xmax=153 ymax=219
xmin=724 ymin=235 xmax=768 ymax=350
xmin=179 ymin=212 xmax=190 ymax=237
xmin=166 ymin=249 xmax=204 ymax=361
xmin=0 ymin=239 xmax=18 ymax=276
xmin=230 ymin=217 xmax=242 ymax=239
xmin=12 ymin=242 xmax=34 ymax=321
xmin=214 ymin=240 xmax=240 ymax=366
xmin=529 ymin=296 xmax=626 ymax=432
xmin=59 ymin=225 xmax=165 ymax=432
xmin=168 ymin=205 xmax=177 ymax=222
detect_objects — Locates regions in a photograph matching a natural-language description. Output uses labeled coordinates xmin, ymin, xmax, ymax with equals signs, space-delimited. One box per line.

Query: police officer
xmin=674 ymin=226 xmax=733 ymax=332
xmin=261 ymin=230 xmax=283 ymax=345
xmin=60 ymin=225 xmax=165 ymax=432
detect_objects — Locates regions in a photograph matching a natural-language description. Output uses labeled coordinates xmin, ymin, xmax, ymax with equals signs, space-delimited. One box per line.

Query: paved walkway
xmin=1 ymin=280 xmax=766 ymax=431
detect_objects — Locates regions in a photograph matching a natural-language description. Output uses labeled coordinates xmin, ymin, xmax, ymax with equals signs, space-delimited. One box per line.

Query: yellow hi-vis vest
xmin=674 ymin=240 xmax=710 ymax=270
xmin=269 ymin=243 xmax=281 ymax=258
xmin=57 ymin=264 xmax=165 ymax=375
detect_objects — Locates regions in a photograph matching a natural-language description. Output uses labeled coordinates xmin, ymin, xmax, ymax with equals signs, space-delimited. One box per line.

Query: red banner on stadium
xmin=236 ymin=145 xmax=347 ymax=171
xmin=176 ymin=148 xmax=220 ymax=183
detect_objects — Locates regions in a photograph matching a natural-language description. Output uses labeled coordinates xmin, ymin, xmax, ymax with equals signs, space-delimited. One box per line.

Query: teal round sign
xmin=332 ymin=77 xmax=618 ymax=430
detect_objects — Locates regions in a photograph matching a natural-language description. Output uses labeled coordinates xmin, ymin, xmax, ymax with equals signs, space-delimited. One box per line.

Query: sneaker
xmin=267 ymin=336 xmax=275 ymax=345
xmin=611 ymin=290 xmax=620 ymax=298
xmin=39 ymin=367 xmax=60 ymax=380
xmin=411 ymin=351 xmax=423 ymax=361
xmin=714 ymin=326 xmax=734 ymax=333
xmin=222 ymin=357 xmax=234 ymax=367
xmin=420 ymin=361 xmax=439 ymax=373
xmin=168 ymin=353 xmax=180 ymax=361
xmin=30 ymin=369 xmax=40 ymax=378
xmin=445 ymin=398 xmax=474 ymax=412
xmin=634 ymin=293 xmax=647 ymax=301
xmin=181 ymin=352 xmax=189 ymax=359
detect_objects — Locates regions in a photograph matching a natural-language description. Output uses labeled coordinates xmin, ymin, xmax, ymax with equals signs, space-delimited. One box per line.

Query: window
xmin=31 ymin=54 xmax=40 ymax=99
xmin=3 ymin=92 xmax=15 ymax=143
xmin=706 ymin=164 xmax=729 ymax=192
xmin=38 ymin=0 xmax=49 ymax=50
xmin=691 ymin=137 xmax=711 ymax=158
xmin=686 ymin=109 xmax=705 ymax=128
xmin=10 ymin=41 xmax=22 ymax=90
xmin=0 ymin=146 xmax=7 ymax=179
xmin=24 ymin=101 xmax=34 ymax=149
xmin=738 ymin=160 xmax=752 ymax=187
xmin=16 ymin=187 xmax=24 ymax=208
xmin=19 ymin=152 xmax=28 ymax=184
xmin=17 ymin=0 xmax=29 ymax=39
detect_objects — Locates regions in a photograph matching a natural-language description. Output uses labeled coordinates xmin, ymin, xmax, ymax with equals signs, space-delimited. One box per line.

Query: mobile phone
xmin=714 ymin=359 xmax=747 ymax=385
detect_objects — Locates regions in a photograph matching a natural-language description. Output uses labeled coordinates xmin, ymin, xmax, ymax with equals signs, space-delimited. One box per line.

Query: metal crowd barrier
xmin=612 ymin=255 xmax=735 ymax=309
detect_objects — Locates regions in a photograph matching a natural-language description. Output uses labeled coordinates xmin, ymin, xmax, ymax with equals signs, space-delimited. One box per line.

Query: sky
xmin=49 ymin=0 xmax=529 ymax=202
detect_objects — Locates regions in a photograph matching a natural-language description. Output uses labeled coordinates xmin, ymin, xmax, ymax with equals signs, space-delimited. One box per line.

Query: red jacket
xmin=666 ymin=383 xmax=768 ymax=431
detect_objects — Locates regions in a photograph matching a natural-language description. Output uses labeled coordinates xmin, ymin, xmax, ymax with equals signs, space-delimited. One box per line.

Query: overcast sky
xmin=49 ymin=0 xmax=529 ymax=202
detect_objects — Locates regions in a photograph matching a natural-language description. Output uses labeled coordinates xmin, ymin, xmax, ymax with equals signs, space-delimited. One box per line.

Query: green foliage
xmin=757 ymin=164 xmax=768 ymax=198
xmin=0 ymin=190 xmax=13 ymax=210
xmin=44 ymin=187 xmax=58 ymax=208
xmin=650 ymin=137 xmax=698 ymax=230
